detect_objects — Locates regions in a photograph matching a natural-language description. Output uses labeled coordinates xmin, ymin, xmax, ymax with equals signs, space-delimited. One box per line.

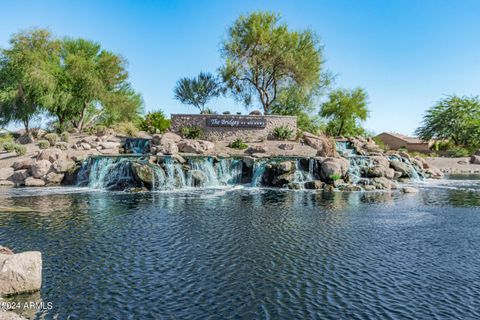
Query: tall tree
xmin=320 ymin=88 xmax=369 ymax=137
xmin=59 ymin=38 xmax=134 ymax=130
xmin=415 ymin=95 xmax=480 ymax=147
xmin=174 ymin=72 xmax=222 ymax=113
xmin=0 ymin=29 xmax=58 ymax=134
xmin=220 ymin=11 xmax=325 ymax=114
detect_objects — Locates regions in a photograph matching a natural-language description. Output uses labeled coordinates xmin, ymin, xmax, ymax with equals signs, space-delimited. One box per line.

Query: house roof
xmin=376 ymin=132 xmax=428 ymax=144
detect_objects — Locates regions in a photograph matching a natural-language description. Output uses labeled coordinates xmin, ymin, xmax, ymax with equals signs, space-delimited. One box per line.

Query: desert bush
xmin=55 ymin=142 xmax=69 ymax=151
xmin=114 ymin=122 xmax=138 ymax=137
xmin=44 ymin=133 xmax=59 ymax=146
xmin=222 ymin=111 xmax=231 ymax=115
xmin=2 ymin=141 xmax=15 ymax=152
xmin=0 ymin=134 xmax=14 ymax=151
xmin=37 ymin=140 xmax=50 ymax=149
xmin=140 ymin=111 xmax=171 ymax=134
xmin=60 ymin=132 xmax=70 ymax=143
xmin=227 ymin=138 xmax=248 ymax=150
xmin=273 ymin=126 xmax=294 ymax=140
xmin=180 ymin=126 xmax=203 ymax=139
xmin=14 ymin=144 xmax=27 ymax=156
xmin=448 ymin=146 xmax=471 ymax=157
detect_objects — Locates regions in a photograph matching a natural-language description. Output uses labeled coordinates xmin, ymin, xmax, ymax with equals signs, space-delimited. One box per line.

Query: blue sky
xmin=1 ymin=0 xmax=479 ymax=135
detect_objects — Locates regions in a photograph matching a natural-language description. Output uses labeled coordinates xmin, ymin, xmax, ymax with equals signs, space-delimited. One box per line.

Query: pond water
xmin=1 ymin=178 xmax=480 ymax=319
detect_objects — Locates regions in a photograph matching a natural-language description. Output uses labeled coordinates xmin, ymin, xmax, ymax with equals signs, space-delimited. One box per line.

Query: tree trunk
xmin=77 ymin=101 xmax=88 ymax=132
xmin=23 ymin=118 xmax=30 ymax=135
xmin=337 ymin=120 xmax=344 ymax=137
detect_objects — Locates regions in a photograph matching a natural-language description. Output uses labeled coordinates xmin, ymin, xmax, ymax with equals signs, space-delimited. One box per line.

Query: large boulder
xmin=45 ymin=172 xmax=64 ymax=185
xmin=37 ymin=148 xmax=66 ymax=163
xmin=31 ymin=160 xmax=52 ymax=178
xmin=155 ymin=141 xmax=179 ymax=155
xmin=10 ymin=169 xmax=30 ymax=185
xmin=303 ymin=132 xmax=336 ymax=157
xmin=0 ymin=251 xmax=42 ymax=296
xmin=0 ymin=167 xmax=14 ymax=180
xmin=367 ymin=165 xmax=395 ymax=179
xmin=52 ymin=159 xmax=76 ymax=173
xmin=0 ymin=310 xmax=28 ymax=320
xmin=190 ymin=170 xmax=207 ymax=187
xmin=177 ymin=140 xmax=214 ymax=154
xmin=470 ymin=155 xmax=480 ymax=164
xmin=161 ymin=132 xmax=182 ymax=144
xmin=389 ymin=160 xmax=415 ymax=178
xmin=24 ymin=177 xmax=46 ymax=187
xmin=372 ymin=177 xmax=397 ymax=190
xmin=131 ymin=163 xmax=154 ymax=187
xmin=99 ymin=142 xmax=120 ymax=150
xmin=320 ymin=157 xmax=350 ymax=181
xmin=12 ymin=158 xmax=34 ymax=171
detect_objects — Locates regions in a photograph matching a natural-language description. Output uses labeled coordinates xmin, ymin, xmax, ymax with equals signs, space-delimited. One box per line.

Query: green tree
xmin=174 ymin=72 xmax=222 ymax=113
xmin=415 ymin=95 xmax=480 ymax=147
xmin=220 ymin=11 xmax=325 ymax=114
xmin=320 ymin=88 xmax=369 ymax=137
xmin=140 ymin=110 xmax=171 ymax=134
xmin=59 ymin=38 xmax=138 ymax=131
xmin=0 ymin=29 xmax=59 ymax=134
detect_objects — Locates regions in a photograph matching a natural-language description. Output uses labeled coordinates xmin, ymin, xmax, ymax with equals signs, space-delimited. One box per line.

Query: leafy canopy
xmin=220 ymin=11 xmax=324 ymax=114
xmin=0 ymin=29 xmax=59 ymax=133
xmin=415 ymin=95 xmax=480 ymax=147
xmin=140 ymin=110 xmax=171 ymax=134
xmin=174 ymin=72 xmax=222 ymax=113
xmin=320 ymin=88 xmax=369 ymax=137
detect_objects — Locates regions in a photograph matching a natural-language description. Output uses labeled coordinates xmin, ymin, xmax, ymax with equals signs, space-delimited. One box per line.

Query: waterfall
xmin=124 ymin=138 xmax=151 ymax=154
xmin=162 ymin=157 xmax=187 ymax=189
xmin=216 ymin=158 xmax=243 ymax=185
xmin=335 ymin=141 xmax=356 ymax=157
xmin=293 ymin=159 xmax=314 ymax=184
xmin=348 ymin=156 xmax=374 ymax=185
xmin=388 ymin=155 xmax=423 ymax=181
xmin=251 ymin=161 xmax=267 ymax=187
xmin=77 ymin=157 xmax=139 ymax=190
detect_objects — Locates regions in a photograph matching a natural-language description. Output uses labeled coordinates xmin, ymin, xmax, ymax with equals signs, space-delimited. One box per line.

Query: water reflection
xmin=0 ymin=180 xmax=479 ymax=319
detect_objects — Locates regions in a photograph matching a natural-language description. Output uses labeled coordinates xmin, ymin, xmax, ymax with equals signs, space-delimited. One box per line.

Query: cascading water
xmin=293 ymin=159 xmax=315 ymax=185
xmin=251 ymin=161 xmax=267 ymax=187
xmin=124 ymin=138 xmax=151 ymax=154
xmin=348 ymin=156 xmax=374 ymax=184
xmin=77 ymin=156 xmax=140 ymax=190
xmin=336 ymin=141 xmax=356 ymax=157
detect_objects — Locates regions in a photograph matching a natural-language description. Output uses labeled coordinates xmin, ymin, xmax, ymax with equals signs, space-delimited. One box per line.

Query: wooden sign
xmin=206 ymin=116 xmax=266 ymax=128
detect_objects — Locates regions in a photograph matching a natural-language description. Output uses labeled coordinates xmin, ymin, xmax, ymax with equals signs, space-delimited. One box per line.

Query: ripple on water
xmin=1 ymin=182 xmax=480 ymax=319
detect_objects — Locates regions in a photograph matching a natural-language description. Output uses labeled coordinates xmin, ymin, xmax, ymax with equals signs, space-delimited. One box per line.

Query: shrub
xmin=273 ymin=126 xmax=294 ymax=140
xmin=0 ymin=134 xmax=14 ymax=151
xmin=114 ymin=122 xmax=138 ymax=137
xmin=228 ymin=138 xmax=248 ymax=150
xmin=329 ymin=173 xmax=342 ymax=181
xmin=60 ymin=132 xmax=70 ymax=143
xmin=95 ymin=125 xmax=107 ymax=135
xmin=448 ymin=146 xmax=471 ymax=157
xmin=14 ymin=144 xmax=27 ymax=156
xmin=140 ymin=111 xmax=171 ymax=134
xmin=55 ymin=142 xmax=69 ymax=151
xmin=180 ymin=126 xmax=203 ymax=139
xmin=222 ymin=111 xmax=231 ymax=115
xmin=37 ymin=140 xmax=50 ymax=149
xmin=2 ymin=141 xmax=15 ymax=152
xmin=44 ymin=133 xmax=59 ymax=146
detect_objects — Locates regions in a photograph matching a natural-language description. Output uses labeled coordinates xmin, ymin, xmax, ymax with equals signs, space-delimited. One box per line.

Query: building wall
xmin=171 ymin=114 xmax=297 ymax=142
xmin=376 ymin=133 xmax=431 ymax=153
